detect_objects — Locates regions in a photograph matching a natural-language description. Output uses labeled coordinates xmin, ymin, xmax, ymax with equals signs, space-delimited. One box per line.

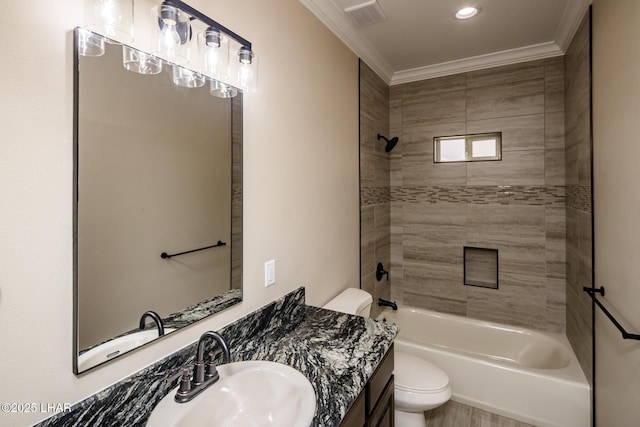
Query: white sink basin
xmin=146 ymin=360 xmax=316 ymax=427
xmin=78 ymin=328 xmax=176 ymax=371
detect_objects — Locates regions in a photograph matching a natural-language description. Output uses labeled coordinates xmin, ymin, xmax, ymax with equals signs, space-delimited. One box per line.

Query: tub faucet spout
xmin=139 ymin=310 xmax=165 ymax=336
xmin=378 ymin=298 xmax=398 ymax=310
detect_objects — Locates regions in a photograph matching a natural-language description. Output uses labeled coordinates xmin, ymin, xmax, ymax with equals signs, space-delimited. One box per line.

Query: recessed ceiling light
xmin=455 ymin=6 xmax=479 ymax=20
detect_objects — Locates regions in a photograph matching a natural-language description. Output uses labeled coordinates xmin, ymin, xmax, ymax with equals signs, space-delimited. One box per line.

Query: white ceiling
xmin=300 ymin=0 xmax=591 ymax=85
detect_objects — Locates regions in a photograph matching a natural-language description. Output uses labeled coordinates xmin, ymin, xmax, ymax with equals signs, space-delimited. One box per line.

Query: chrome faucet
xmin=174 ymin=331 xmax=230 ymax=403
xmin=139 ymin=310 xmax=165 ymax=336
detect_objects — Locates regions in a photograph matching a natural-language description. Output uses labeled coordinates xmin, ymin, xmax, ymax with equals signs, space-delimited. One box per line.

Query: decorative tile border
xmin=361 ymin=186 xmax=390 ymax=206
xmin=391 ymin=185 xmax=566 ymax=207
xmin=566 ymin=185 xmax=591 ymax=213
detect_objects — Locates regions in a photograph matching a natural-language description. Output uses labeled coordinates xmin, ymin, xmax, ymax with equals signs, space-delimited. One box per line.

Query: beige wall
xmin=0 ymin=0 xmax=358 ymax=424
xmin=592 ymin=0 xmax=640 ymax=425
xmin=388 ymin=59 xmax=567 ymax=332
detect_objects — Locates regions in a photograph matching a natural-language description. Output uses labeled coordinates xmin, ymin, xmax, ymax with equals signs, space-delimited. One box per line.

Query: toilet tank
xmin=322 ymin=288 xmax=373 ymax=317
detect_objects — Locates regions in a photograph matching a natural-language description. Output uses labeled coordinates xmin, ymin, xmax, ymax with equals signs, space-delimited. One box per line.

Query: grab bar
xmin=583 ymin=286 xmax=640 ymax=340
xmin=161 ymin=240 xmax=227 ymax=259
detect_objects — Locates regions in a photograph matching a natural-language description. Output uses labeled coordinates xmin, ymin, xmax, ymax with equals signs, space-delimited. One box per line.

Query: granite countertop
xmin=37 ymin=287 xmax=397 ymax=427
xmin=230 ymin=305 xmax=398 ymax=426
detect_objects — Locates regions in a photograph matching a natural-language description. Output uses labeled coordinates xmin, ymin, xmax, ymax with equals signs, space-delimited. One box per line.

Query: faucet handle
xmin=178 ymin=371 xmax=192 ymax=394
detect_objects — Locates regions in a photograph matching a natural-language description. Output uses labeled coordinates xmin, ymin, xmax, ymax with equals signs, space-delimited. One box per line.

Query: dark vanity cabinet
xmin=340 ymin=344 xmax=395 ymax=427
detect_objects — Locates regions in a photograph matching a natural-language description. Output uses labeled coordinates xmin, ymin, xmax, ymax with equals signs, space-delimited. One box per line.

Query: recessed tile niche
xmin=464 ymin=247 xmax=499 ymax=289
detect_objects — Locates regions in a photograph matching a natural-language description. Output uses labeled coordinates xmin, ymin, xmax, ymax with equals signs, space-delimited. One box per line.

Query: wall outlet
xmin=265 ymin=259 xmax=276 ymax=287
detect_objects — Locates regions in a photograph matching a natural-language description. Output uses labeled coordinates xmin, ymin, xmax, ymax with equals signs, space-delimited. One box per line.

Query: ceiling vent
xmin=344 ymin=0 xmax=387 ymax=27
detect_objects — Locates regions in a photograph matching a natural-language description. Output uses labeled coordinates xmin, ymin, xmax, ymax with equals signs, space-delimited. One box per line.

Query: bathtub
xmin=377 ymin=307 xmax=590 ymax=427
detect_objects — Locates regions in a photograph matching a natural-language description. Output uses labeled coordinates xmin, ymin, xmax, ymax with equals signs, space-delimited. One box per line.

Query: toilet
xmin=323 ymin=288 xmax=452 ymax=427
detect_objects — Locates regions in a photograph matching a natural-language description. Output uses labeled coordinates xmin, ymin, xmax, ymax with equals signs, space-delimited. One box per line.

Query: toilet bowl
xmin=323 ymin=288 xmax=452 ymax=427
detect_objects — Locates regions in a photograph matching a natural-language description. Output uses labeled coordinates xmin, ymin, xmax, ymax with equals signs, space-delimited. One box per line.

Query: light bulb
xmin=158 ymin=24 xmax=181 ymax=60
xmin=236 ymin=47 xmax=255 ymax=91
xmin=237 ymin=63 xmax=253 ymax=90
xmin=94 ymin=0 xmax=122 ymax=26
xmin=204 ymin=49 xmax=221 ymax=76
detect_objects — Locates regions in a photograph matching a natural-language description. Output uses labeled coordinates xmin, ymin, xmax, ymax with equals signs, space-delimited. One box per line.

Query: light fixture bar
xmin=164 ymin=0 xmax=252 ymax=50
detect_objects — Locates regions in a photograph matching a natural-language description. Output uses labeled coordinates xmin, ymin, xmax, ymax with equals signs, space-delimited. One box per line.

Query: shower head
xmin=377 ymin=133 xmax=399 ymax=153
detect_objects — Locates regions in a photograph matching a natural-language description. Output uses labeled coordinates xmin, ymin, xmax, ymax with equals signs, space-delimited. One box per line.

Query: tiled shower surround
xmin=564 ymin=12 xmax=593 ymax=386
xmin=386 ymin=57 xmax=568 ymax=333
xmin=360 ymin=61 xmax=392 ymax=319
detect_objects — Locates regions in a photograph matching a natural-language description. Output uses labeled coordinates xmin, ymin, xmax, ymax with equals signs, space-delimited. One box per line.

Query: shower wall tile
xmin=387 ymin=56 xmax=567 ymax=333
xmin=466 ymin=60 xmax=545 ymax=88
xmin=402 ymin=90 xmax=467 ymax=127
xmin=402 ymin=122 xmax=467 ymax=186
xmin=467 ymin=272 xmax=547 ymax=330
xmin=564 ymin=11 xmax=592 ymax=385
xmin=467 ymin=79 xmax=545 ymax=121
xmin=466 ymin=204 xmax=547 ymax=277
xmin=545 ymin=75 xmax=565 ymax=113
xmin=399 ymin=73 xmax=466 ymax=97
xmin=403 ymin=262 xmax=467 ymax=303
xmin=361 ymin=206 xmax=374 ymax=276
xmin=404 ymin=291 xmax=467 ymax=317
xmin=360 ymin=61 xmax=391 ymax=309
xmin=545 ymin=111 xmax=566 ymax=185
xmin=546 ymin=206 xmax=567 ymax=280
xmin=467 ymin=114 xmax=544 ymax=152
xmin=546 ymin=278 xmax=567 ymax=333
xmin=545 ymin=56 xmax=565 ymax=78
xmin=466 ymin=149 xmax=545 ymax=185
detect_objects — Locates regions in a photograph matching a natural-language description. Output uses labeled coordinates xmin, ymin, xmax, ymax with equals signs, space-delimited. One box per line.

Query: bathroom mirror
xmin=73 ymin=29 xmax=243 ymax=374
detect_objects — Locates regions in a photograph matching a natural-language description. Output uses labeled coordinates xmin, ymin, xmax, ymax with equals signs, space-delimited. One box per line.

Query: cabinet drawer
xmin=367 ymin=375 xmax=394 ymax=427
xmin=366 ymin=343 xmax=394 ymax=415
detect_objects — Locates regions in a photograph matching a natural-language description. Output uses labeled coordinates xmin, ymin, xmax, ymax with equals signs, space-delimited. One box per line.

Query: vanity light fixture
xmin=198 ymin=27 xmax=229 ymax=80
xmin=172 ymin=64 xmax=206 ymax=88
xmin=152 ymin=2 xmax=192 ymax=65
xmin=84 ymin=0 xmax=134 ymax=44
xmin=122 ymin=45 xmax=163 ymax=74
xmin=79 ymin=0 xmax=257 ymax=97
xmin=455 ymin=6 xmax=479 ymax=20
xmin=155 ymin=0 xmax=258 ymax=94
xmin=77 ymin=27 xmax=106 ymax=57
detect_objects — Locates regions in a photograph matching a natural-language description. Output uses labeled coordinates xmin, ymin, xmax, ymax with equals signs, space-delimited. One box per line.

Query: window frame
xmin=433 ymin=132 xmax=502 ymax=163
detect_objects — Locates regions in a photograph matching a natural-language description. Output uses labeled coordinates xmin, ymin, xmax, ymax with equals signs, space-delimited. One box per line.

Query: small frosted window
xmin=434 ymin=132 xmax=501 ymax=163
xmin=439 ymin=138 xmax=466 ymax=161
xmin=471 ymin=139 xmax=497 ymax=158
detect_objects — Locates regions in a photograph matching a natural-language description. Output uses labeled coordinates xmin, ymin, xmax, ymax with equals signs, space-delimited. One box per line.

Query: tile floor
xmin=424 ymin=401 xmax=535 ymax=427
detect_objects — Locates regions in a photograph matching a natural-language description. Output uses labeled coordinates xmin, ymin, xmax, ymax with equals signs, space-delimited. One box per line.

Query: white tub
xmin=377 ymin=307 xmax=590 ymax=427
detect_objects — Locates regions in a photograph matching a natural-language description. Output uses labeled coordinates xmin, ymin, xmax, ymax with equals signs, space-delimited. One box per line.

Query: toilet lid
xmin=394 ymin=352 xmax=450 ymax=393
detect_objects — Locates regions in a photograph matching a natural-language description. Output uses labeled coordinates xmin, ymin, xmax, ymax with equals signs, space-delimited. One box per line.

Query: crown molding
xmin=299 ymin=0 xmax=394 ymax=83
xmin=390 ymin=42 xmax=563 ymax=85
xmin=555 ymin=0 xmax=592 ymax=52
xmin=301 ymin=0 xmax=590 ymax=85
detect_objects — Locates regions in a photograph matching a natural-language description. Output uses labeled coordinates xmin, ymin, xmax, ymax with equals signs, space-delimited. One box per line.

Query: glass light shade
xmin=152 ymin=4 xmax=191 ymax=65
xmin=84 ymin=0 xmax=134 ymax=44
xmin=172 ymin=65 xmax=206 ymax=88
xmin=77 ymin=28 xmax=105 ymax=57
xmin=197 ymin=29 xmax=229 ymax=80
xmin=210 ymin=80 xmax=238 ymax=98
xmin=234 ymin=48 xmax=258 ymax=93
xmin=122 ymin=46 xmax=162 ymax=75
